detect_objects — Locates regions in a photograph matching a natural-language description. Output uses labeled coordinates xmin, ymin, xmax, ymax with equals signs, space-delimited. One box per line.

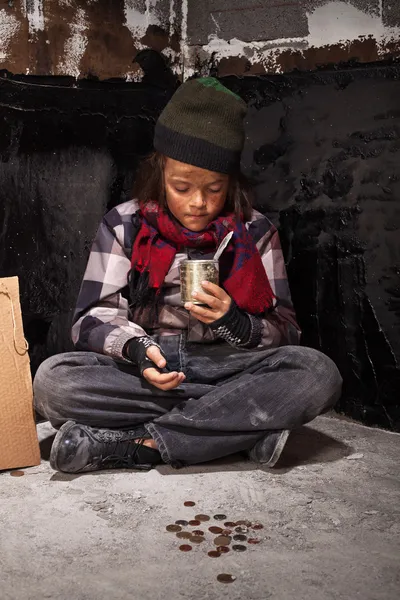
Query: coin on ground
xmin=217 ymin=574 xmax=236 ymax=584
xmin=232 ymin=544 xmax=247 ymax=552
xmin=175 ymin=520 xmax=188 ymax=526
xmin=189 ymin=520 xmax=201 ymax=526
xmin=233 ymin=534 xmax=247 ymax=542
xmin=176 ymin=532 xmax=192 ymax=539
xmin=217 ymin=546 xmax=230 ymax=553
xmin=166 ymin=524 xmax=182 ymax=532
xmin=10 ymin=471 xmax=25 ymax=477
xmin=209 ymin=526 xmax=223 ymax=534
xmin=179 ymin=545 xmax=192 ymax=552
xmin=224 ymin=522 xmax=236 ymax=528
xmin=184 ymin=501 xmax=196 ymax=507
xmin=248 ymin=538 xmax=261 ymax=544
xmin=214 ymin=535 xmax=231 ymax=546
xmin=214 ymin=514 xmax=227 ymax=520
xmin=208 ymin=551 xmax=221 ymax=558
xmin=236 ymin=520 xmax=252 ymax=527
xmin=195 ymin=514 xmax=210 ymax=522
xmin=192 ymin=530 xmax=204 ymax=536
xmin=252 ymin=523 xmax=264 ymax=530
xmin=221 ymin=529 xmax=232 ymax=535
xmin=235 ymin=526 xmax=248 ymax=533
xmin=190 ymin=536 xmax=205 ymax=544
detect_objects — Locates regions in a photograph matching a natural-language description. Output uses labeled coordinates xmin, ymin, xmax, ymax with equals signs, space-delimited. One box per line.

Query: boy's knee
xmin=280 ymin=345 xmax=342 ymax=409
xmin=33 ymin=353 xmax=77 ymax=420
xmin=299 ymin=346 xmax=342 ymax=409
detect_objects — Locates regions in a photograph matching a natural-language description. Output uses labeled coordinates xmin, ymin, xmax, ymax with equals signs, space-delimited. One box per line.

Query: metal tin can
xmin=180 ymin=260 xmax=219 ymax=305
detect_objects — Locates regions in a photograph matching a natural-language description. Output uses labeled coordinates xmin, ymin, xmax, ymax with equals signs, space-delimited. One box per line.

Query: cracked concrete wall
xmin=0 ymin=1 xmax=399 ymax=79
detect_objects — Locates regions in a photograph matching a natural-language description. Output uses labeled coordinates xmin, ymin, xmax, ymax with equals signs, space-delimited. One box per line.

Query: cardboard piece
xmin=0 ymin=276 xmax=40 ymax=471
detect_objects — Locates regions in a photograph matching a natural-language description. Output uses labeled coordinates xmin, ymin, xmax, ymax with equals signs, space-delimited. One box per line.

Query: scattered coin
xmin=10 ymin=471 xmax=24 ymax=477
xmin=175 ymin=520 xmax=188 ymax=526
xmin=189 ymin=520 xmax=201 ymax=526
xmin=190 ymin=536 xmax=205 ymax=544
xmin=236 ymin=520 xmax=252 ymax=526
xmin=217 ymin=546 xmax=230 ymax=553
xmin=84 ymin=496 xmax=107 ymax=505
xmin=252 ymin=523 xmax=264 ymax=530
xmin=179 ymin=545 xmax=192 ymax=552
xmin=232 ymin=544 xmax=247 ymax=552
xmin=217 ymin=574 xmax=236 ymax=584
xmin=235 ymin=526 xmax=248 ymax=533
xmin=224 ymin=522 xmax=236 ymax=528
xmin=209 ymin=526 xmax=223 ymax=534
xmin=184 ymin=501 xmax=196 ymax=507
xmin=221 ymin=529 xmax=232 ymax=535
xmin=233 ymin=534 xmax=247 ymax=542
xmin=176 ymin=532 xmax=192 ymax=539
xmin=346 ymin=452 xmax=364 ymax=460
xmin=214 ymin=514 xmax=227 ymax=520
xmin=214 ymin=535 xmax=231 ymax=546
xmin=166 ymin=524 xmax=182 ymax=532
xmin=192 ymin=530 xmax=205 ymax=536
xmin=194 ymin=514 xmax=210 ymax=522
xmin=208 ymin=551 xmax=221 ymax=558
xmin=248 ymin=538 xmax=261 ymax=544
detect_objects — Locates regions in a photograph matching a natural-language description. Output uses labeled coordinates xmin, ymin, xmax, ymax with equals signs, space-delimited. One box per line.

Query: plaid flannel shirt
xmin=72 ymin=199 xmax=301 ymax=358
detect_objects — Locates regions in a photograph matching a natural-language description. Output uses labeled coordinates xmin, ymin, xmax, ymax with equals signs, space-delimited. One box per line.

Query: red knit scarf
xmin=129 ymin=201 xmax=274 ymax=315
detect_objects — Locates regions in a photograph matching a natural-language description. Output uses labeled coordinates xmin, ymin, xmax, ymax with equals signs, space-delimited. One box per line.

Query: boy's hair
xmin=132 ymin=151 xmax=253 ymax=222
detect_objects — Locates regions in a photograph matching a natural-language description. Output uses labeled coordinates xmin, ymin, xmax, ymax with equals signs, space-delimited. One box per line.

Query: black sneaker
xmin=50 ymin=421 xmax=162 ymax=473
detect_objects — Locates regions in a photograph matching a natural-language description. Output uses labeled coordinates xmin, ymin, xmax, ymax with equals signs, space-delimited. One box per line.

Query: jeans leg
xmin=146 ymin=345 xmax=342 ymax=466
xmin=33 ymin=350 xmax=203 ymax=430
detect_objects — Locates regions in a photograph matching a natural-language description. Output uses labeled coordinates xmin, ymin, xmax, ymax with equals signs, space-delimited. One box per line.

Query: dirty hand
xmin=142 ymin=345 xmax=186 ymax=391
xmin=184 ymin=280 xmax=232 ymax=324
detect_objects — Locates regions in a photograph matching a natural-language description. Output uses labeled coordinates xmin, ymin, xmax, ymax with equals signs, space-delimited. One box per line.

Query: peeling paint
xmin=187 ymin=1 xmax=400 ymax=76
xmin=169 ymin=0 xmax=175 ymax=36
xmin=0 ymin=9 xmax=20 ymax=62
xmin=57 ymin=7 xmax=89 ymax=79
xmin=181 ymin=0 xmax=188 ymax=70
xmin=22 ymin=0 xmax=44 ymax=34
xmin=124 ymin=0 xmax=160 ymax=39
xmin=307 ymin=1 xmax=400 ymax=48
xmin=0 ymin=0 xmax=399 ymax=79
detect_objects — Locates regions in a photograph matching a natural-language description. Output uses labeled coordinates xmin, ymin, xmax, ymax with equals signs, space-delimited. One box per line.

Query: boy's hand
xmin=184 ymin=281 xmax=232 ymax=324
xmin=143 ymin=345 xmax=185 ymax=390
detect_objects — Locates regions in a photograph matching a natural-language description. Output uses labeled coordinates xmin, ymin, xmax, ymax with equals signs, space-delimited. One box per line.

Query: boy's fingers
xmin=192 ymin=290 xmax=219 ymax=308
xmin=143 ymin=369 xmax=186 ymax=390
xmin=201 ymin=281 xmax=228 ymax=300
xmin=143 ymin=368 xmax=178 ymax=383
xmin=146 ymin=345 xmax=167 ymax=368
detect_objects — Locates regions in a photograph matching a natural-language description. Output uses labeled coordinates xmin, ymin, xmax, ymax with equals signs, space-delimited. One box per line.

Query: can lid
xmin=181 ymin=259 xmax=218 ymax=265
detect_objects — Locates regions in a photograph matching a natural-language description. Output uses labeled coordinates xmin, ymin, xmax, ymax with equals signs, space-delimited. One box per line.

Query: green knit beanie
xmin=154 ymin=77 xmax=247 ymax=174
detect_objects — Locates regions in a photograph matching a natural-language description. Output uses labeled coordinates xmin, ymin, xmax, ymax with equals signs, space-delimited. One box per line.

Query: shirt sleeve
xmin=71 ymin=207 xmax=147 ymax=360
xmin=248 ymin=215 xmax=301 ymax=348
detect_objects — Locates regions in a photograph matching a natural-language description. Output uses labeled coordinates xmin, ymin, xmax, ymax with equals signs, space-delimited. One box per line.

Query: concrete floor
xmin=0 ymin=415 xmax=399 ymax=600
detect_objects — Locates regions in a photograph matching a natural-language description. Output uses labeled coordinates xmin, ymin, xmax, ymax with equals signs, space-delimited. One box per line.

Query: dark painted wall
xmin=231 ymin=66 xmax=400 ymax=430
xmin=1 ymin=65 xmax=399 ymax=431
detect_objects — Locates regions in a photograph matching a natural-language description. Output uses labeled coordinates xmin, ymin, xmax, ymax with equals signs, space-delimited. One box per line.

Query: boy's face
xmin=163 ymin=157 xmax=229 ymax=232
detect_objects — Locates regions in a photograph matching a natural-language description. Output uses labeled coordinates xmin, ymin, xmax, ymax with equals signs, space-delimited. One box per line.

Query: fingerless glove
xmin=210 ymin=301 xmax=262 ymax=349
xmin=123 ymin=336 xmax=166 ymax=375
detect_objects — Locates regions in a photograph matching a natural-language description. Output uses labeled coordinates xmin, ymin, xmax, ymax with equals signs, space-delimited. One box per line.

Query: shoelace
xmin=99 ymin=437 xmax=152 ymax=470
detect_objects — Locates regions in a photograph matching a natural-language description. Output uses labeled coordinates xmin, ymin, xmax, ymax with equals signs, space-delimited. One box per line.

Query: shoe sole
xmin=266 ymin=429 xmax=290 ymax=467
xmin=50 ymin=420 xmax=77 ymax=472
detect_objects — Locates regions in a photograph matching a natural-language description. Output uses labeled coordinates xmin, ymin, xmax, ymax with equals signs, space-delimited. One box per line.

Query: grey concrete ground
xmin=0 ymin=415 xmax=399 ymax=600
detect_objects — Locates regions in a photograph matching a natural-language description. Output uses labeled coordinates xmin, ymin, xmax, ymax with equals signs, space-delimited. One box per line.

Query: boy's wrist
xmin=210 ymin=301 xmax=262 ymax=348
xmin=123 ymin=336 xmax=164 ymax=375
